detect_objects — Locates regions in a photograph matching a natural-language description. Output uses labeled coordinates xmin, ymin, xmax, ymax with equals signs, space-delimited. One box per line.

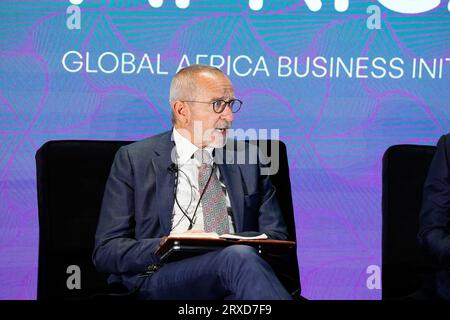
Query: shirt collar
xmin=172 ymin=128 xmax=214 ymax=166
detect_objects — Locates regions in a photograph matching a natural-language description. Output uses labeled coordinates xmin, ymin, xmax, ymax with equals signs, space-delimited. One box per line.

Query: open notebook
xmin=155 ymin=232 xmax=295 ymax=264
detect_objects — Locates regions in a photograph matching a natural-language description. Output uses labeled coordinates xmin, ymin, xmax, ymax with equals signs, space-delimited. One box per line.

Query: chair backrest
xmin=36 ymin=139 xmax=300 ymax=299
xmin=36 ymin=140 xmax=133 ymax=300
xmin=382 ymin=144 xmax=436 ymax=299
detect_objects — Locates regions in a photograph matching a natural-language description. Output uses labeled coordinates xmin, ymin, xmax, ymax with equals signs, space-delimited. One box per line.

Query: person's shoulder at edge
xmin=441 ymin=133 xmax=450 ymax=147
xmin=432 ymin=133 xmax=450 ymax=158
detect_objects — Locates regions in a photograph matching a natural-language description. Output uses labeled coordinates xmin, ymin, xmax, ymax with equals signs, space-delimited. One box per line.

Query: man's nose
xmin=221 ymin=105 xmax=234 ymax=122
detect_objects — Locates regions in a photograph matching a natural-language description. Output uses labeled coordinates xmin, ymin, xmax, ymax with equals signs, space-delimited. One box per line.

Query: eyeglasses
xmin=182 ymin=99 xmax=242 ymax=114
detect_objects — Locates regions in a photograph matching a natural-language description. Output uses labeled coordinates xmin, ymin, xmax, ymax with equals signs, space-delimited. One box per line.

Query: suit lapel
xmin=216 ymin=147 xmax=245 ymax=233
xmin=152 ymin=131 xmax=175 ymax=235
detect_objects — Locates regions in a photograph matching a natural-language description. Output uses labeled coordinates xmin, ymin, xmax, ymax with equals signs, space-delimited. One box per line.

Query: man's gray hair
xmin=169 ymin=64 xmax=225 ymax=124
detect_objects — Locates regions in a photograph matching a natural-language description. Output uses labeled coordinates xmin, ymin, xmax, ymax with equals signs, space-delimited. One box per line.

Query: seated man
xmin=93 ymin=64 xmax=293 ymax=300
xmin=418 ymin=133 xmax=450 ymax=300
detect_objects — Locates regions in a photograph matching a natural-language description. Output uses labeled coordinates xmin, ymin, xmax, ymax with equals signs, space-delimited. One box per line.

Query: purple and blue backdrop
xmin=1 ymin=0 xmax=450 ymax=299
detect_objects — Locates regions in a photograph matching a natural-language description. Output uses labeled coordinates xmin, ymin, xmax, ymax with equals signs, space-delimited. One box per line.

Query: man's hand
xmin=159 ymin=236 xmax=168 ymax=246
xmin=159 ymin=230 xmax=214 ymax=247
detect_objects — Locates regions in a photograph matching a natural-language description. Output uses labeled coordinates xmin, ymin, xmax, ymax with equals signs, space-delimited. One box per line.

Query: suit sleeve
xmin=257 ymin=171 xmax=289 ymax=240
xmin=418 ymin=134 xmax=450 ymax=268
xmin=255 ymin=144 xmax=289 ymax=240
xmin=92 ymin=147 xmax=161 ymax=275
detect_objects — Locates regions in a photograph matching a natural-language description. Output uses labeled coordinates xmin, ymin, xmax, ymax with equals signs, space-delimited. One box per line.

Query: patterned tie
xmin=194 ymin=149 xmax=230 ymax=234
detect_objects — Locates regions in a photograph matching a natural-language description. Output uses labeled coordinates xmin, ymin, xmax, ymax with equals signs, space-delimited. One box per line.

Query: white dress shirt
xmin=170 ymin=128 xmax=235 ymax=234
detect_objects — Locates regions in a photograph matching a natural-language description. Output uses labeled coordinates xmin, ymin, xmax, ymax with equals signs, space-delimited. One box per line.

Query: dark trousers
xmin=136 ymin=245 xmax=293 ymax=300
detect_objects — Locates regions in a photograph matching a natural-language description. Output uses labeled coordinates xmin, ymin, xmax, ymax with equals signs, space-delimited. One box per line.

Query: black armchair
xmin=36 ymin=139 xmax=301 ymax=300
xmin=382 ymin=144 xmax=437 ymax=300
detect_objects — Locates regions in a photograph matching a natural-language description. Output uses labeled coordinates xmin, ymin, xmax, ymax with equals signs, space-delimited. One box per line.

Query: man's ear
xmin=172 ymin=101 xmax=189 ymax=124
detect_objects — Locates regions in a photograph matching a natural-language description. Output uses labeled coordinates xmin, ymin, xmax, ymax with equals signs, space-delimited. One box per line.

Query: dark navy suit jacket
xmin=92 ymin=130 xmax=288 ymax=288
xmin=418 ymin=134 xmax=450 ymax=299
